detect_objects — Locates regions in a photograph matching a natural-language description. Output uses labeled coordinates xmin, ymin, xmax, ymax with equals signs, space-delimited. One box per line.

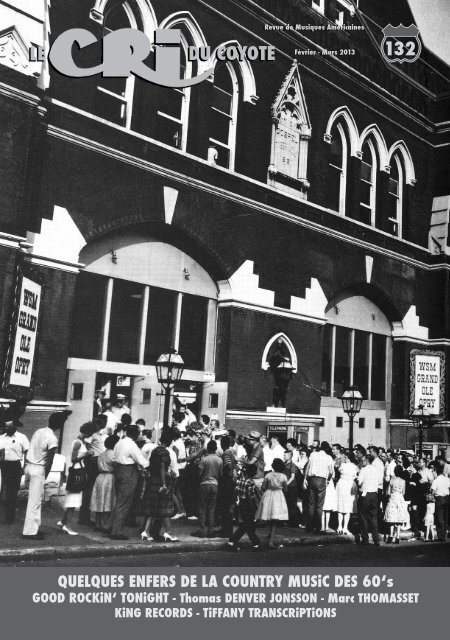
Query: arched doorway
xmin=63 ymin=230 xmax=219 ymax=459
xmin=320 ymin=294 xmax=392 ymax=448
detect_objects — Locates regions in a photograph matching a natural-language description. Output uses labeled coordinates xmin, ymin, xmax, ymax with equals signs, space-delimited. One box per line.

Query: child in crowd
xmin=255 ymin=458 xmax=288 ymax=549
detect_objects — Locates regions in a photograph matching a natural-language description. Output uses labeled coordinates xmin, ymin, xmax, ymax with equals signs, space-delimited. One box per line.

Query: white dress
xmin=255 ymin=472 xmax=289 ymax=521
xmin=323 ymin=479 xmax=338 ymax=511
xmin=64 ymin=439 xmax=87 ymax=509
xmin=336 ymin=462 xmax=358 ymax=514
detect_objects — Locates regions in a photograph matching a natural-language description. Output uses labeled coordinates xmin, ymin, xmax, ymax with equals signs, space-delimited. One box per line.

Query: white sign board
xmin=9 ymin=277 xmax=41 ymax=388
xmin=413 ymin=354 xmax=441 ymax=414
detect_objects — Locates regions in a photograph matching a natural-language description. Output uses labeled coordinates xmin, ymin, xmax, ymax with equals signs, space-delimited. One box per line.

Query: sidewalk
xmin=0 ymin=497 xmax=354 ymax=563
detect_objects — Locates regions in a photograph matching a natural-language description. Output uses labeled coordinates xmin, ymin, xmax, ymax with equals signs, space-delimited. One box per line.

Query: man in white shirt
xmin=22 ymin=413 xmax=64 ymax=539
xmin=431 ymin=467 xmax=450 ymax=542
xmin=357 ymin=455 xmax=380 ymax=545
xmin=0 ymin=418 xmax=29 ymax=523
xmin=303 ymin=441 xmax=334 ymax=533
xmin=111 ymin=394 xmax=131 ymax=422
xmin=264 ymin=434 xmax=286 ymax=472
xmin=110 ymin=424 xmax=148 ymax=540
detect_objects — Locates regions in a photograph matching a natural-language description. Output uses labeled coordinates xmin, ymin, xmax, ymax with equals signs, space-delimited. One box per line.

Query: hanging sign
xmin=3 ymin=267 xmax=44 ymax=400
xmin=410 ymin=350 xmax=445 ymax=418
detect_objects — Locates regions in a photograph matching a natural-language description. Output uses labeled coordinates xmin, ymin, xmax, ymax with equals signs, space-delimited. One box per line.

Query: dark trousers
xmin=358 ymin=492 xmax=380 ymax=543
xmin=198 ymin=484 xmax=218 ymax=536
xmin=111 ymin=465 xmax=138 ymax=536
xmin=306 ymin=476 xmax=327 ymax=532
xmin=220 ymin=476 xmax=235 ymax=536
xmin=182 ymin=464 xmax=199 ymax=517
xmin=0 ymin=461 xmax=22 ymax=522
xmin=435 ymin=495 xmax=449 ymax=541
xmin=230 ymin=500 xmax=260 ymax=546
xmin=79 ymin=456 xmax=98 ymax=524
xmin=286 ymin=482 xmax=301 ymax=526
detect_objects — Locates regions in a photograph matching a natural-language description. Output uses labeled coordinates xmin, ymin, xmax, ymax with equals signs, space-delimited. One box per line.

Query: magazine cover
xmin=0 ymin=0 xmax=449 ymax=638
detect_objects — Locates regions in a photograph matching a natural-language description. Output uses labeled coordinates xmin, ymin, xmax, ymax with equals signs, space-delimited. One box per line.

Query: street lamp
xmin=340 ymin=385 xmax=363 ymax=450
xmin=156 ymin=347 xmax=184 ymax=430
xmin=409 ymin=404 xmax=433 ymax=457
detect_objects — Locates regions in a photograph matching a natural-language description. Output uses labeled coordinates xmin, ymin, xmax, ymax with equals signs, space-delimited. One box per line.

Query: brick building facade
xmin=0 ymin=0 xmax=449 ymax=460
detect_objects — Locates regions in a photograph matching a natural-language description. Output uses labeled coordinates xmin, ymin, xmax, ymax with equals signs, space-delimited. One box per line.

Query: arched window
xmin=96 ymin=1 xmax=139 ymax=128
xmin=387 ymin=155 xmax=403 ymax=237
xmin=321 ymin=295 xmax=391 ymax=401
xmin=360 ymin=140 xmax=377 ymax=226
xmin=208 ymin=62 xmax=239 ymax=169
xmin=156 ymin=36 xmax=192 ymax=150
xmin=329 ymin=123 xmax=347 ymax=215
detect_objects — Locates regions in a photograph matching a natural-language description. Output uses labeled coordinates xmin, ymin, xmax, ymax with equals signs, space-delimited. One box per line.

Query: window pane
xmin=158 ymin=88 xmax=183 ymax=120
xmin=178 ymin=294 xmax=208 ymax=370
xmin=359 ymin=204 xmax=372 ymax=225
xmin=333 ymin=327 xmax=351 ymax=397
xmin=321 ymin=324 xmax=332 ymax=396
xmin=70 ymin=272 xmax=106 ymax=359
xmin=93 ymin=90 xmax=126 ymax=125
xmin=98 ymin=76 xmax=127 ymax=97
xmin=144 ymin=287 xmax=177 ymax=365
xmin=209 ymin=109 xmax=231 ymax=145
xmin=329 ymin=166 xmax=341 ymax=212
xmin=353 ymin=330 xmax=369 ymax=398
xmin=210 ymin=144 xmax=230 ymax=168
xmin=330 ymin=133 xmax=342 ymax=166
xmin=361 ymin=160 xmax=372 ymax=182
xmin=107 ymin=279 xmax=142 ymax=364
xmin=212 ymin=85 xmax=232 ymax=115
xmin=371 ymin=334 xmax=386 ymax=401
xmin=156 ymin=114 xmax=182 ymax=148
xmin=388 ymin=177 xmax=399 ymax=196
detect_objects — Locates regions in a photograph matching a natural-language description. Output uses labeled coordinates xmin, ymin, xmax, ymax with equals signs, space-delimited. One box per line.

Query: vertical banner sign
xmin=9 ymin=277 xmax=41 ymax=386
xmin=3 ymin=268 xmax=43 ymax=400
xmin=410 ymin=350 xmax=445 ymax=418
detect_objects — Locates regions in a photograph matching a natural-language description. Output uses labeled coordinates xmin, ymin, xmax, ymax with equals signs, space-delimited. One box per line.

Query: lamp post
xmin=409 ymin=404 xmax=433 ymax=457
xmin=340 ymin=385 xmax=363 ymax=451
xmin=155 ymin=347 xmax=184 ymax=430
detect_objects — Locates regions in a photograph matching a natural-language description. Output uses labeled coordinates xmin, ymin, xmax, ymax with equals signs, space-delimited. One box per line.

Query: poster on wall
xmin=2 ymin=267 xmax=43 ymax=401
xmin=410 ymin=349 xmax=445 ymax=418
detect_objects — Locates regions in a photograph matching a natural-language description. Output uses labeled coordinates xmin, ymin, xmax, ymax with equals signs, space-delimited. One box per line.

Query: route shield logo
xmin=381 ymin=24 xmax=421 ymax=64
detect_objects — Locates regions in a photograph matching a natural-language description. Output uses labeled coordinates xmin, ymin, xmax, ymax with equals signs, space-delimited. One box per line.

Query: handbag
xmin=66 ymin=461 xmax=87 ymax=493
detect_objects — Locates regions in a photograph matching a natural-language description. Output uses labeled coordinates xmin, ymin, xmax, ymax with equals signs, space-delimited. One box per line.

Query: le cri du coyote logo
xmin=48 ymin=27 xmax=275 ymax=87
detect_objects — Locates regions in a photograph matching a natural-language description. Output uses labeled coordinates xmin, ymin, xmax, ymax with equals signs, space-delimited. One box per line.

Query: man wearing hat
xmin=112 ymin=394 xmax=130 ymax=420
xmin=0 ymin=412 xmax=29 ymax=523
xmin=242 ymin=431 xmax=265 ymax=489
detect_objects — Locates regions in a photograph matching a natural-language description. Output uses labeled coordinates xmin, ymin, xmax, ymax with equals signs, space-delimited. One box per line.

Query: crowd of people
xmin=1 ymin=398 xmax=449 ymax=549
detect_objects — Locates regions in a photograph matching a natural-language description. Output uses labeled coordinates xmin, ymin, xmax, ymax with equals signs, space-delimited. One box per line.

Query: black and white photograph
xmin=0 ymin=0 xmax=449 ymax=581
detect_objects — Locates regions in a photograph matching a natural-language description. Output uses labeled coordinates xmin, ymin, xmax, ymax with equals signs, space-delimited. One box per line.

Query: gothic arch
xmin=261 ymin=333 xmax=298 ymax=373
xmin=90 ymin=0 xmax=157 ymax=36
xmin=209 ymin=40 xmax=258 ymax=104
xmin=324 ymin=106 xmax=359 ymax=157
xmin=359 ymin=124 xmax=389 ymax=170
xmin=388 ymin=141 xmax=416 ymax=186
xmin=159 ymin=11 xmax=210 ymax=74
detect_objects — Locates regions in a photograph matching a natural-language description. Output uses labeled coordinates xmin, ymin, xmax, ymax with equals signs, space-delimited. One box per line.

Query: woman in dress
xmin=295 ymin=447 xmax=309 ymax=525
xmin=384 ymin=465 xmax=409 ymax=544
xmin=255 ymin=458 xmax=288 ymax=549
xmin=336 ymin=450 xmax=358 ymax=534
xmin=141 ymin=428 xmax=177 ymax=542
xmin=322 ymin=442 xmax=338 ymax=532
xmin=89 ymin=435 xmax=119 ymax=532
xmin=57 ymin=423 xmax=93 ymax=535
